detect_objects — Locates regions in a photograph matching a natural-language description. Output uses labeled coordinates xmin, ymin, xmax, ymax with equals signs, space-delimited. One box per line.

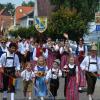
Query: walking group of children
xmin=20 ymin=55 xmax=79 ymax=100
xmin=0 ymin=36 xmax=100 ymax=100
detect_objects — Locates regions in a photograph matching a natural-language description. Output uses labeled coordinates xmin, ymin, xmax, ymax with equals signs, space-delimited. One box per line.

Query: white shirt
xmin=34 ymin=65 xmax=48 ymax=73
xmin=80 ymin=56 xmax=100 ymax=72
xmin=21 ymin=70 xmax=35 ymax=81
xmin=54 ymin=44 xmax=59 ymax=51
xmin=64 ymin=64 xmax=78 ymax=72
xmin=25 ymin=41 xmax=29 ymax=51
xmin=59 ymin=47 xmax=64 ymax=54
xmin=46 ymin=68 xmax=62 ymax=80
xmin=32 ymin=48 xmax=48 ymax=61
xmin=0 ymin=51 xmax=20 ymax=70
xmin=77 ymin=45 xmax=88 ymax=56
xmin=18 ymin=42 xmax=26 ymax=55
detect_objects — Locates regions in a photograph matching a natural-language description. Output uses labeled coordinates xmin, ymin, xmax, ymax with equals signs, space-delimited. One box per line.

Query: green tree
xmin=51 ymin=0 xmax=98 ymax=22
xmin=22 ymin=1 xmax=34 ymax=7
xmin=48 ymin=7 xmax=87 ymax=41
xmin=5 ymin=3 xmax=15 ymax=16
xmin=0 ymin=3 xmax=5 ymax=11
xmin=0 ymin=3 xmax=15 ymax=16
xmin=49 ymin=0 xmax=98 ymax=40
xmin=9 ymin=26 xmax=37 ymax=38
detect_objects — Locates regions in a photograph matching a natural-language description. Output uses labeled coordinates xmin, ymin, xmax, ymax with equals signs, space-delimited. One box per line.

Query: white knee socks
xmin=89 ymin=95 xmax=92 ymax=100
xmin=3 ymin=91 xmax=7 ymax=98
xmin=40 ymin=97 xmax=44 ymax=100
xmin=11 ymin=93 xmax=14 ymax=100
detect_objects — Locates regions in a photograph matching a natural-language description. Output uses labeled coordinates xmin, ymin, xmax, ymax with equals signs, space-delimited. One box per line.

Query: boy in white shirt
xmin=21 ymin=62 xmax=35 ymax=100
xmin=46 ymin=59 xmax=62 ymax=100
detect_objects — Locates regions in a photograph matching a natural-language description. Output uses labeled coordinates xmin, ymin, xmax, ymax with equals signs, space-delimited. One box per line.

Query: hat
xmin=91 ymin=45 xmax=97 ymax=51
xmin=54 ymin=59 xmax=60 ymax=65
xmin=0 ymin=37 xmax=7 ymax=42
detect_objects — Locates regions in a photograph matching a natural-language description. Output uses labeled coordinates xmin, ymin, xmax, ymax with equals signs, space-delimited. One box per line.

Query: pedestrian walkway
xmin=0 ymin=78 xmax=100 ymax=100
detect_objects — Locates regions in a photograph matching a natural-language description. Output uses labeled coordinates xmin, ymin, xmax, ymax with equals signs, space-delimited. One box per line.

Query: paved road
xmin=0 ymin=78 xmax=100 ymax=100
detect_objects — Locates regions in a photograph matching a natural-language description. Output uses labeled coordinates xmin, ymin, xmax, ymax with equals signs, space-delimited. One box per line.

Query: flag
xmin=34 ymin=16 xmax=47 ymax=33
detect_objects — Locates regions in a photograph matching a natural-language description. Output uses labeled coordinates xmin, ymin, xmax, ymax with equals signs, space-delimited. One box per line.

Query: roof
xmin=0 ymin=8 xmax=11 ymax=16
xmin=15 ymin=6 xmax=33 ymax=23
xmin=19 ymin=10 xmax=34 ymax=19
xmin=0 ymin=9 xmax=5 ymax=15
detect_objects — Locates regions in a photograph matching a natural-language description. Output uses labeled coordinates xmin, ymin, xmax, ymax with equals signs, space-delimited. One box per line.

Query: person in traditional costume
xmin=53 ymin=42 xmax=60 ymax=59
xmin=76 ymin=38 xmax=88 ymax=64
xmin=80 ymin=44 xmax=100 ymax=100
xmin=60 ymin=40 xmax=72 ymax=69
xmin=0 ymin=37 xmax=8 ymax=91
xmin=29 ymin=39 xmax=35 ymax=61
xmin=18 ymin=39 xmax=30 ymax=69
xmin=45 ymin=38 xmax=54 ymax=69
xmin=63 ymin=56 xmax=79 ymax=100
xmin=32 ymin=42 xmax=48 ymax=68
xmin=0 ymin=42 xmax=20 ymax=100
xmin=46 ymin=59 xmax=62 ymax=100
xmin=60 ymin=40 xmax=72 ymax=97
xmin=0 ymin=37 xmax=8 ymax=57
xmin=34 ymin=56 xmax=48 ymax=100
xmin=21 ymin=62 xmax=35 ymax=100
xmin=75 ymin=38 xmax=87 ymax=91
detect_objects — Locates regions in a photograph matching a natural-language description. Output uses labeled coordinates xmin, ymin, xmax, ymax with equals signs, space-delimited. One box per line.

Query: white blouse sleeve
xmin=58 ymin=70 xmax=62 ymax=77
xmin=46 ymin=69 xmax=51 ymax=80
xmin=43 ymin=49 xmax=48 ymax=59
xmin=31 ymin=72 xmax=35 ymax=78
xmin=34 ymin=66 xmax=38 ymax=74
xmin=15 ymin=54 xmax=20 ymax=71
xmin=59 ymin=47 xmax=64 ymax=54
xmin=80 ymin=56 xmax=88 ymax=70
xmin=21 ymin=70 xmax=25 ymax=78
xmin=0 ymin=53 xmax=6 ymax=68
xmin=32 ymin=48 xmax=38 ymax=61
xmin=45 ymin=66 xmax=48 ymax=73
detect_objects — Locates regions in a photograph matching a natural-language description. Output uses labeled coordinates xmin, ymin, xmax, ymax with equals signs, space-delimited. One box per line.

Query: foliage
xmin=50 ymin=0 xmax=65 ymax=7
xmin=9 ymin=26 xmax=37 ymax=38
xmin=22 ymin=1 xmax=34 ymax=7
xmin=48 ymin=7 xmax=87 ymax=41
xmin=49 ymin=0 xmax=98 ymax=41
xmin=5 ymin=3 xmax=15 ymax=16
xmin=68 ymin=0 xmax=98 ymax=22
xmin=51 ymin=0 xmax=98 ymax=22
xmin=0 ymin=3 xmax=15 ymax=16
xmin=0 ymin=3 xmax=5 ymax=11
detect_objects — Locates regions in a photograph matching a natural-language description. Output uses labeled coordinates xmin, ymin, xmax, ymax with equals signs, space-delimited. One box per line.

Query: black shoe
xmin=3 ymin=98 xmax=7 ymax=100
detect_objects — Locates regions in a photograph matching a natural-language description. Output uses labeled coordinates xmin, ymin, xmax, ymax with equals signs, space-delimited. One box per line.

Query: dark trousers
xmin=3 ymin=67 xmax=15 ymax=92
xmin=50 ymin=78 xmax=59 ymax=97
xmin=85 ymin=71 xmax=97 ymax=95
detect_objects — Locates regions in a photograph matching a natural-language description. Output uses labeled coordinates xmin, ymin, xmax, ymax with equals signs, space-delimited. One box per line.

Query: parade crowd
xmin=0 ymin=36 xmax=100 ymax=100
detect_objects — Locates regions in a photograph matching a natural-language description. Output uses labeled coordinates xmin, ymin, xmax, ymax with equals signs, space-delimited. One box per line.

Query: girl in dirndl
xmin=34 ymin=56 xmax=48 ymax=100
xmin=64 ymin=56 xmax=79 ymax=100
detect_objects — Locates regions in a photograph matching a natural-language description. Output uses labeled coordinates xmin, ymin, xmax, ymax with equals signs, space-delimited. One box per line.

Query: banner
xmin=34 ymin=16 xmax=47 ymax=33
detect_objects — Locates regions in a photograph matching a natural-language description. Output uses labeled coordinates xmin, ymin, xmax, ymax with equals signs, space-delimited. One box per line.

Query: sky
xmin=0 ymin=0 xmax=35 ymax=7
